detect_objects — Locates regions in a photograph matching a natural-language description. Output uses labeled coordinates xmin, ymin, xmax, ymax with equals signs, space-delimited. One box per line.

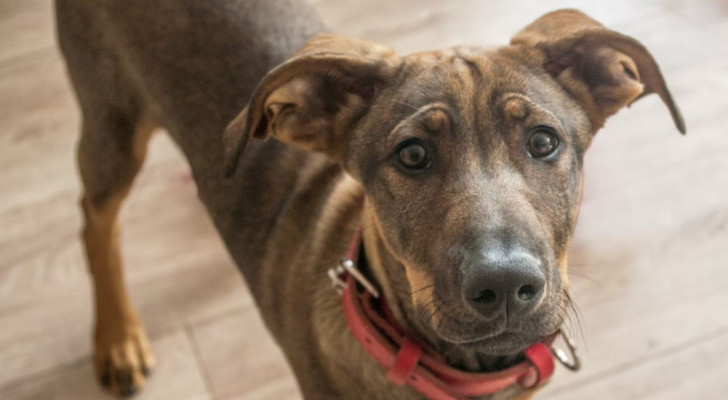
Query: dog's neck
xmin=359 ymin=205 xmax=525 ymax=375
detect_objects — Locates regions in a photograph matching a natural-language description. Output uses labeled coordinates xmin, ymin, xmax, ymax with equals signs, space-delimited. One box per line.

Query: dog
xmin=56 ymin=0 xmax=685 ymax=398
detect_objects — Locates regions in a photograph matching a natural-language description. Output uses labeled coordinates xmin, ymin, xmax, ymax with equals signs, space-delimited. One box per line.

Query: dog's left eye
xmin=526 ymin=127 xmax=559 ymax=158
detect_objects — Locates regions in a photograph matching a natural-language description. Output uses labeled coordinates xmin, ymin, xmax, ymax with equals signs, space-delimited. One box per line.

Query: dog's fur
xmin=56 ymin=1 xmax=684 ymax=399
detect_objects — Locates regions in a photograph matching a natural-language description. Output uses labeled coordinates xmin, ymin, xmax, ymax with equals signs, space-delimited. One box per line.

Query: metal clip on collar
xmin=328 ymin=258 xmax=380 ymax=298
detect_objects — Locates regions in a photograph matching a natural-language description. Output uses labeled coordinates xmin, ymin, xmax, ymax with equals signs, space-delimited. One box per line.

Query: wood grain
xmin=1 ymin=332 xmax=211 ymax=400
xmin=1 ymin=0 xmax=727 ymax=399
xmin=190 ymin=307 xmax=300 ymax=400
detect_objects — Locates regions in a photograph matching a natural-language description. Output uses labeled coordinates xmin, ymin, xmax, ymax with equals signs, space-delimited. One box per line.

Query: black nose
xmin=463 ymin=249 xmax=545 ymax=318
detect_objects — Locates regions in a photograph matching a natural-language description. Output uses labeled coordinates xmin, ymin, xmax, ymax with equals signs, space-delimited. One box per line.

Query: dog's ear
xmin=223 ymin=34 xmax=397 ymax=176
xmin=511 ymin=9 xmax=685 ymax=134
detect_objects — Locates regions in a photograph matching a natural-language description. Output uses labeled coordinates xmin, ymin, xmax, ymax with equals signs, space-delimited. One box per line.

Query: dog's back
xmin=56 ymin=0 xmax=323 ymax=171
xmin=56 ymin=0 xmax=327 ymax=272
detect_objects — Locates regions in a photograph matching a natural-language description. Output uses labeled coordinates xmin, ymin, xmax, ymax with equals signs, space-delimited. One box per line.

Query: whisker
xmin=562 ymin=290 xmax=588 ymax=356
xmin=565 ymin=269 xmax=600 ymax=284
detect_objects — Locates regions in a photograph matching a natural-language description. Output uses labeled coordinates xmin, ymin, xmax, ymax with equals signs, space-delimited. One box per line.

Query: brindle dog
xmin=56 ymin=1 xmax=684 ymax=398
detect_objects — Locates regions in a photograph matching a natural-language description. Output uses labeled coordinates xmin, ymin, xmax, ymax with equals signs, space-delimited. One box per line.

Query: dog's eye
xmin=396 ymin=140 xmax=431 ymax=170
xmin=527 ymin=128 xmax=559 ymax=158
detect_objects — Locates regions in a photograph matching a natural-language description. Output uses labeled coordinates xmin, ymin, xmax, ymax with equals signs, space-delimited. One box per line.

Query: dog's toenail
xmin=121 ymin=386 xmax=138 ymax=397
xmin=100 ymin=372 xmax=111 ymax=388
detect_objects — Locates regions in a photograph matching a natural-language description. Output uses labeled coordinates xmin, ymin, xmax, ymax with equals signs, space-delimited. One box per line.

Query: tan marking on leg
xmin=82 ymin=193 xmax=154 ymax=396
xmin=79 ymin=121 xmax=156 ymax=396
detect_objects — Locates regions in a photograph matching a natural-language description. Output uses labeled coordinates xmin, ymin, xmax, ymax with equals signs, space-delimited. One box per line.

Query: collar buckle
xmin=328 ymin=258 xmax=380 ymax=298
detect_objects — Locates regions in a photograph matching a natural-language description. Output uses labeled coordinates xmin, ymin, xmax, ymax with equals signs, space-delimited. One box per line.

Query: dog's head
xmin=224 ymin=10 xmax=683 ymax=367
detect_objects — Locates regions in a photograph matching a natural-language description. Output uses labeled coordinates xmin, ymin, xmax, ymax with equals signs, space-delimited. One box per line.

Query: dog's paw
xmin=94 ymin=323 xmax=155 ymax=397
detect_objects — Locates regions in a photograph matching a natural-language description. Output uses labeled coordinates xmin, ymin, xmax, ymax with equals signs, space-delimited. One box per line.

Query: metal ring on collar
xmin=551 ymin=329 xmax=581 ymax=371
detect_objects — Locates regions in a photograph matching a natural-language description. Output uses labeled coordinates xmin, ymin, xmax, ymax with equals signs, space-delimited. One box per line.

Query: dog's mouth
xmin=427 ymin=317 xmax=553 ymax=354
xmin=414 ymin=316 xmax=561 ymax=372
xmin=449 ymin=329 xmax=568 ymax=373
xmin=408 ymin=293 xmax=566 ymax=367
xmin=455 ymin=331 xmax=550 ymax=354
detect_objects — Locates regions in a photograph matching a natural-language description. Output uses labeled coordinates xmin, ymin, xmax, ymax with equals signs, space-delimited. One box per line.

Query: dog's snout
xmin=463 ymin=249 xmax=545 ymax=318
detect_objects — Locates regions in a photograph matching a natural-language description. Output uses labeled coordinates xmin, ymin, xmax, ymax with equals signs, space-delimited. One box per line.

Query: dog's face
xmin=224 ymin=9 xmax=683 ymax=364
xmin=346 ymin=48 xmax=589 ymax=355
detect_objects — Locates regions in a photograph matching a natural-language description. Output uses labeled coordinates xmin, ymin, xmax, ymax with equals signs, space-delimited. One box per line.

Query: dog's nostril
xmin=474 ymin=289 xmax=497 ymax=304
xmin=517 ymin=285 xmax=537 ymax=302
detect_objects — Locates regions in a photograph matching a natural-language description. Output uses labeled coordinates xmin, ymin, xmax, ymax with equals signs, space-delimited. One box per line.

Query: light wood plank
xmin=189 ymin=307 xmax=300 ymax=400
xmin=314 ymin=0 xmax=669 ymax=54
xmin=541 ymin=330 xmax=728 ymax=400
xmin=0 ymin=0 xmax=57 ymax=64
xmin=0 ymin=331 xmax=212 ymax=400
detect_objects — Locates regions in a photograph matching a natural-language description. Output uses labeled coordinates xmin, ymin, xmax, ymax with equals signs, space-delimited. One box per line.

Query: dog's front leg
xmin=82 ymin=196 xmax=154 ymax=396
xmin=77 ymin=115 xmax=157 ymax=396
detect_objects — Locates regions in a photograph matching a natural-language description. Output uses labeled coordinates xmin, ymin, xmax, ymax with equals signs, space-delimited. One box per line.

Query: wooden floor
xmin=1 ymin=0 xmax=727 ymax=399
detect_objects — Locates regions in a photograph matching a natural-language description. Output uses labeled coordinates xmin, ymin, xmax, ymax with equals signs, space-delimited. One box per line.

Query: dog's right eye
xmin=526 ymin=127 xmax=560 ymax=158
xmin=396 ymin=140 xmax=431 ymax=170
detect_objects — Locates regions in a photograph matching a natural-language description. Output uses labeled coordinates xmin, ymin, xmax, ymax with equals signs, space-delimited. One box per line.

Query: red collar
xmin=329 ymin=230 xmax=576 ymax=400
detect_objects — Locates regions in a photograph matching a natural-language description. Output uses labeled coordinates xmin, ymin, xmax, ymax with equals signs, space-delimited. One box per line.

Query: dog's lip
xmin=453 ymin=331 xmax=549 ymax=354
xmin=416 ymin=308 xmax=545 ymax=347
xmin=434 ymin=326 xmax=550 ymax=353
xmin=437 ymin=328 xmax=505 ymax=345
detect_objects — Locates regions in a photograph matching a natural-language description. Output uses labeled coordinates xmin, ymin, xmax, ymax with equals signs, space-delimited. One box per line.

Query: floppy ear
xmin=223 ymin=34 xmax=397 ymax=176
xmin=511 ymin=9 xmax=685 ymax=134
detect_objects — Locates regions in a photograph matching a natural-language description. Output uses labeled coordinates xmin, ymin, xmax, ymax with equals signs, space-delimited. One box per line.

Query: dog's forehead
xmin=396 ymin=47 xmax=527 ymax=103
xmin=387 ymin=47 xmax=555 ymax=130
xmin=382 ymin=47 xmax=591 ymax=150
